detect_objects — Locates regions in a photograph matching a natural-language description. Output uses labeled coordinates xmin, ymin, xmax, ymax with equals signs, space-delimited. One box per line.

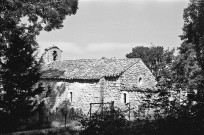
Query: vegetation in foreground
xmin=0 ymin=0 xmax=78 ymax=132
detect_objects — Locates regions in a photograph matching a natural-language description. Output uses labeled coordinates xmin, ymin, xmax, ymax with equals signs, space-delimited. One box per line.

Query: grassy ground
xmin=51 ymin=120 xmax=82 ymax=130
xmin=6 ymin=122 xmax=82 ymax=135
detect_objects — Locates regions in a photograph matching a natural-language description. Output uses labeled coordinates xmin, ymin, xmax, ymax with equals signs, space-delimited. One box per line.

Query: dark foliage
xmin=141 ymin=1 xmax=204 ymax=134
xmin=0 ymin=0 xmax=78 ymax=132
xmin=126 ymin=45 xmax=175 ymax=78
xmin=0 ymin=28 xmax=41 ymax=131
xmin=80 ymin=108 xmax=131 ymax=135
xmin=175 ymin=0 xmax=204 ymax=129
xmin=80 ymin=104 xmax=204 ymax=135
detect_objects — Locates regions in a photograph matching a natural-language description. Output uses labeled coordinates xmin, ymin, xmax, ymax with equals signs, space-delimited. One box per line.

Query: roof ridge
xmin=120 ymin=58 xmax=141 ymax=74
xmin=60 ymin=58 xmax=140 ymax=61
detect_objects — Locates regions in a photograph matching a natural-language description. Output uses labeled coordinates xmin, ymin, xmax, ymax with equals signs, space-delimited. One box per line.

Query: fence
xmin=88 ymin=101 xmax=114 ymax=118
xmin=88 ymin=101 xmax=142 ymax=121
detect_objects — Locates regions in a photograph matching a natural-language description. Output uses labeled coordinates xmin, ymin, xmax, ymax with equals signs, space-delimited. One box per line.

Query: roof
xmin=41 ymin=58 xmax=141 ymax=80
xmin=44 ymin=45 xmax=62 ymax=52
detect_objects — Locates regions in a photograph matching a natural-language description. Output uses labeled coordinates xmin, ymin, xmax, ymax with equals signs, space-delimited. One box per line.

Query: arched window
xmin=52 ymin=50 xmax=57 ymax=61
xmin=138 ymin=76 xmax=143 ymax=85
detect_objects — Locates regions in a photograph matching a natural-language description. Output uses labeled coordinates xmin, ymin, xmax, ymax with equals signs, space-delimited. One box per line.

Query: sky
xmin=36 ymin=0 xmax=189 ymax=60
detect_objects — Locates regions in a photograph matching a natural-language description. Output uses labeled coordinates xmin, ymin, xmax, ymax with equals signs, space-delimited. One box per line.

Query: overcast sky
xmin=36 ymin=0 xmax=189 ymax=60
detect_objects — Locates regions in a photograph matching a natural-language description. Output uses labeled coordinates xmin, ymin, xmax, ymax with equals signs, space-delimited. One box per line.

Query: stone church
xmin=40 ymin=46 xmax=157 ymax=116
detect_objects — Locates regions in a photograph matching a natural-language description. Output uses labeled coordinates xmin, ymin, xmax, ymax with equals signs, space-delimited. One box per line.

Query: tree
xmin=126 ymin=45 xmax=175 ymax=78
xmin=0 ymin=28 xmax=41 ymax=131
xmin=0 ymin=0 xmax=78 ymax=131
xmin=176 ymin=0 xmax=204 ymax=131
xmin=179 ymin=0 xmax=204 ymax=90
xmin=0 ymin=0 xmax=78 ymax=59
xmin=145 ymin=1 xmax=204 ymax=134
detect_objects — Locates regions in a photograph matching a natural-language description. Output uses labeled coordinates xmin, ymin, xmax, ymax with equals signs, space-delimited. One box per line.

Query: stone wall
xmin=120 ymin=59 xmax=156 ymax=90
xmin=41 ymin=60 xmax=156 ymax=118
xmin=100 ymin=76 xmax=147 ymax=118
xmin=42 ymin=80 xmax=102 ymax=115
xmin=65 ymin=81 xmax=101 ymax=114
xmin=103 ymin=77 xmax=121 ymax=105
xmin=103 ymin=77 xmax=147 ymax=114
xmin=101 ymin=60 xmax=156 ymax=119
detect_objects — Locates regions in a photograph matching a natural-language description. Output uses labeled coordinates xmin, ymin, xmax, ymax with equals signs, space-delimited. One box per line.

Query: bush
xmin=80 ymin=108 xmax=133 ymax=135
xmin=79 ymin=105 xmax=204 ymax=135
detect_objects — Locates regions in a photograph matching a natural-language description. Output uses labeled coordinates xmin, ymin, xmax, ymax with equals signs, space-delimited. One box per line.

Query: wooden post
xmin=100 ymin=78 xmax=105 ymax=113
xmin=102 ymin=102 xmax=104 ymax=118
xmin=65 ymin=102 xmax=67 ymax=127
xmin=129 ymin=103 xmax=130 ymax=121
xmin=111 ymin=101 xmax=114 ymax=115
xmin=65 ymin=114 xmax=67 ymax=127
xmin=90 ymin=103 xmax=92 ymax=118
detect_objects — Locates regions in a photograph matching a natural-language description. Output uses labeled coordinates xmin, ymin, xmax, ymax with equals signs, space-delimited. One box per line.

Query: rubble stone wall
xmin=120 ymin=60 xmax=156 ymax=90
xmin=42 ymin=80 xmax=102 ymax=115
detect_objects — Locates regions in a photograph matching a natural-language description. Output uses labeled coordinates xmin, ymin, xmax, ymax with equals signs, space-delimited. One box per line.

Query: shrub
xmin=80 ymin=108 xmax=133 ymax=135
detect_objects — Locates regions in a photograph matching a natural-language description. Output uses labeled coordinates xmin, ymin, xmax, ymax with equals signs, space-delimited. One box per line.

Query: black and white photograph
xmin=1 ymin=0 xmax=204 ymax=134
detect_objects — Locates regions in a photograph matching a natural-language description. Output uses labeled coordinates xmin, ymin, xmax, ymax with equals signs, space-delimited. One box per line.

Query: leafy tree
xmin=175 ymin=0 xmax=204 ymax=131
xmin=178 ymin=0 xmax=204 ymax=90
xmin=126 ymin=45 xmax=175 ymax=78
xmin=0 ymin=28 xmax=41 ymax=131
xmin=0 ymin=0 xmax=78 ymax=131
xmin=143 ymin=1 xmax=204 ymax=134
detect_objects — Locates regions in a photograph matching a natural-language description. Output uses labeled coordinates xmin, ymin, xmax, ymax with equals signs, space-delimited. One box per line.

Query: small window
xmin=69 ymin=92 xmax=73 ymax=102
xmin=121 ymin=91 xmax=129 ymax=104
xmin=138 ymin=77 xmax=143 ymax=85
xmin=124 ymin=93 xmax=127 ymax=103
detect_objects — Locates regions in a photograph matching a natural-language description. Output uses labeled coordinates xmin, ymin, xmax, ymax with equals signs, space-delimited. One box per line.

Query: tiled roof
xmin=41 ymin=58 xmax=140 ymax=80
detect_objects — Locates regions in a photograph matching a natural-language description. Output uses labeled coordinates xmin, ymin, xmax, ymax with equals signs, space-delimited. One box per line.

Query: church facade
xmin=40 ymin=46 xmax=157 ymax=116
